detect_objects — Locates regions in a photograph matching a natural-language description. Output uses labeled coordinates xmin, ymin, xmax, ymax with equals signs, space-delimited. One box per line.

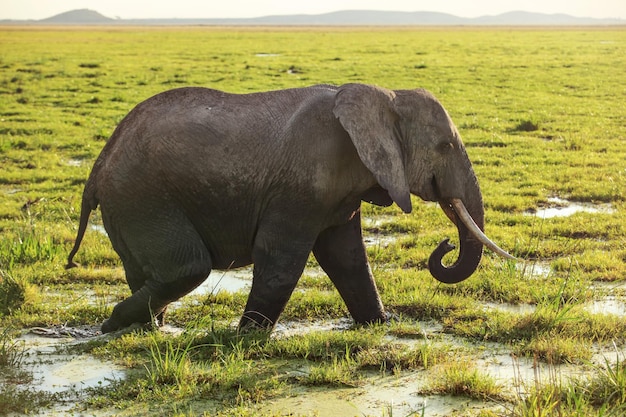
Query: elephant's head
xmin=334 ymin=83 xmax=514 ymax=284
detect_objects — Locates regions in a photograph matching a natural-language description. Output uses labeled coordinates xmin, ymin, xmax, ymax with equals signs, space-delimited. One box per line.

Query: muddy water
xmin=259 ymin=327 xmax=602 ymax=417
xmin=260 ymin=374 xmax=496 ymax=417
xmin=14 ymin=331 xmax=125 ymax=415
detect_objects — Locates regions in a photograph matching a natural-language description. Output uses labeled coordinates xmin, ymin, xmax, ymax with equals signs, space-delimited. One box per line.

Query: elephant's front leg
xmin=239 ymin=232 xmax=314 ymax=330
xmin=312 ymin=210 xmax=386 ymax=324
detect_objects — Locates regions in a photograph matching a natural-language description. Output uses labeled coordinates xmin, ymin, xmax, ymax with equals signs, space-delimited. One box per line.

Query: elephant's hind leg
xmin=101 ymin=216 xmax=212 ymax=333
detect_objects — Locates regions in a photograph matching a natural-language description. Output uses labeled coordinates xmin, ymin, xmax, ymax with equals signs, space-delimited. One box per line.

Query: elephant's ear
xmin=333 ymin=84 xmax=412 ymax=213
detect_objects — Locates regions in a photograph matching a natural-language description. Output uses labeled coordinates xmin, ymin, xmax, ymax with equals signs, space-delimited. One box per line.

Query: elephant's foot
xmin=101 ymin=316 xmax=165 ymax=334
xmin=101 ymin=293 xmax=167 ymax=333
xmin=238 ymin=310 xmax=277 ymax=331
xmin=360 ymin=310 xmax=397 ymax=325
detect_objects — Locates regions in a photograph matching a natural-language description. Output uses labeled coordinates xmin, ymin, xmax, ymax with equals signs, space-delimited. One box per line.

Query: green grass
xmin=512 ymin=352 xmax=626 ymax=417
xmin=421 ymin=358 xmax=505 ymax=401
xmin=0 ymin=25 xmax=625 ymax=416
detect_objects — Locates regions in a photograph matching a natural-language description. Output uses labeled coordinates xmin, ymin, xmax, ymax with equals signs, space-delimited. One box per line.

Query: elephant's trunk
xmin=428 ymin=196 xmax=484 ymax=284
xmin=428 ymin=198 xmax=516 ymax=284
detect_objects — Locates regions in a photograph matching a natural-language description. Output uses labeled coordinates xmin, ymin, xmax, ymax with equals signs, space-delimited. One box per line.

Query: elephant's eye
xmin=437 ymin=141 xmax=455 ymax=153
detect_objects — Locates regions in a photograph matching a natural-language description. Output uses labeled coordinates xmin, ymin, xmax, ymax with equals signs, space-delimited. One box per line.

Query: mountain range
xmin=2 ymin=8 xmax=624 ymax=26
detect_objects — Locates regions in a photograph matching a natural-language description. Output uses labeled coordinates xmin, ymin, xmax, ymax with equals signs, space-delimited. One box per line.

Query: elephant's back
xmin=91 ymin=85 xmax=342 ymax=267
xmin=95 ymin=85 xmax=340 ymax=190
xmin=91 ymin=87 xmax=311 ymax=267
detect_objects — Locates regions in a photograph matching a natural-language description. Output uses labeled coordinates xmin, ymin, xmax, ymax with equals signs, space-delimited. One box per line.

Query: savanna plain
xmin=0 ymin=26 xmax=625 ymax=416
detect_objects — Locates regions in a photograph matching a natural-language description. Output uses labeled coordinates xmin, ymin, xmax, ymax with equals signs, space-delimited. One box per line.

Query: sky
xmin=2 ymin=0 xmax=625 ymax=21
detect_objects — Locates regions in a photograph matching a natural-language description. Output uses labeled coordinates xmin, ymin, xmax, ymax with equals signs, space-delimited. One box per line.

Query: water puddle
xmin=15 ymin=330 xmax=125 ymax=409
xmin=483 ymin=301 xmax=537 ymax=315
xmin=260 ymin=372 xmax=497 ymax=417
xmin=363 ymin=234 xmax=398 ymax=247
xmin=362 ymin=215 xmax=402 ymax=247
xmin=516 ymin=261 xmax=552 ymax=279
xmin=584 ymin=296 xmax=626 ymax=317
xmin=66 ymin=159 xmax=85 ymax=167
xmin=90 ymin=223 xmax=107 ymax=235
xmin=189 ymin=267 xmax=253 ymax=297
xmin=187 ymin=266 xmax=336 ymax=299
xmin=362 ymin=214 xmax=399 ymax=229
xmin=255 ymin=53 xmax=281 ymax=57
xmin=528 ymin=197 xmax=615 ymax=219
xmin=484 ymin=296 xmax=626 ymax=318
xmin=478 ymin=349 xmax=590 ymax=391
xmin=273 ymin=317 xmax=354 ymax=338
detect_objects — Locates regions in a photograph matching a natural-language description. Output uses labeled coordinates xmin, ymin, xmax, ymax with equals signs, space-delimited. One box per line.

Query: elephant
xmin=66 ymin=83 xmax=514 ymax=333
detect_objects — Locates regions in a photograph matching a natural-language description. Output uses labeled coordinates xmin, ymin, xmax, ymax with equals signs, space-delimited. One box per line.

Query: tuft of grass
xmin=0 ymin=272 xmax=26 ymax=316
xmin=300 ymin=349 xmax=361 ymax=387
xmin=511 ymin=352 xmax=626 ymax=417
xmin=144 ymin=332 xmax=197 ymax=388
xmin=514 ymin=335 xmax=592 ymax=365
xmin=0 ymin=270 xmax=38 ymax=316
xmin=0 ymin=327 xmax=25 ymax=367
xmin=584 ymin=350 xmax=626 ymax=410
xmin=421 ymin=359 xmax=505 ymax=401
xmin=0 ymin=384 xmax=58 ymax=416
xmin=356 ymin=340 xmax=448 ymax=373
xmin=513 ymin=119 xmax=540 ymax=132
xmin=0 ymin=227 xmax=65 ymax=269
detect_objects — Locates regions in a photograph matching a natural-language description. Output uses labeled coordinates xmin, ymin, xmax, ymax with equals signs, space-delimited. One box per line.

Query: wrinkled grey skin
xmin=67 ymin=83 xmax=485 ymax=333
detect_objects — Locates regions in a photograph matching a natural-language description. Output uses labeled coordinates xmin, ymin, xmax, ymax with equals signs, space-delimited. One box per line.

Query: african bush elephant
xmin=67 ymin=83 xmax=514 ymax=333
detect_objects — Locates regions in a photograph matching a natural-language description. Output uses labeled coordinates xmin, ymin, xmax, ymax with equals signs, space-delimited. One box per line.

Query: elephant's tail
xmin=66 ymin=178 xmax=99 ymax=269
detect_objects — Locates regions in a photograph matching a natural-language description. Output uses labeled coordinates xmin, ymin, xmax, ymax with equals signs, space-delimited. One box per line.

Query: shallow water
xmin=529 ymin=197 xmax=616 ymax=219
xmin=260 ymin=374 xmax=497 ymax=417
xmin=483 ymin=301 xmax=537 ymax=315
xmin=18 ymin=332 xmax=125 ymax=397
xmin=585 ymin=296 xmax=626 ymax=316
xmin=484 ymin=297 xmax=626 ymax=318
xmin=514 ymin=261 xmax=553 ymax=281
xmin=189 ymin=267 xmax=253 ymax=296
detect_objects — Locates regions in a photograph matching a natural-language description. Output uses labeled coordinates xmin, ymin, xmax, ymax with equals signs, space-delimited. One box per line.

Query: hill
xmin=39 ymin=9 xmax=114 ymax=24
xmin=1 ymin=9 xmax=623 ymax=26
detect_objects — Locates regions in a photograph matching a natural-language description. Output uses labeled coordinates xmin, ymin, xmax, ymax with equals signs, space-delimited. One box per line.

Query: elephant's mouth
xmin=419 ymin=175 xmax=442 ymax=203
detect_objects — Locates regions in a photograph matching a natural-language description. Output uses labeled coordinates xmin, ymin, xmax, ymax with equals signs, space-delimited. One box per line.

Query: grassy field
xmin=0 ymin=26 xmax=625 ymax=416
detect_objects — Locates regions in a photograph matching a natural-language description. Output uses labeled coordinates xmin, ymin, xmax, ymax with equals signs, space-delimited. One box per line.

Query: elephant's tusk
xmin=451 ymin=198 xmax=517 ymax=260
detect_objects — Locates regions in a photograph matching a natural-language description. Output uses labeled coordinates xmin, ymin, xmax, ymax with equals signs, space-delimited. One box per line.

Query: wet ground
xmin=13 ymin=327 xmax=124 ymax=416
xmin=10 ymin=282 xmax=625 ymax=417
xmin=6 ymin=196 xmax=623 ymax=416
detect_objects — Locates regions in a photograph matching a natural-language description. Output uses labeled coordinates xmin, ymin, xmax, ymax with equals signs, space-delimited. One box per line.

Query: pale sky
xmin=1 ymin=0 xmax=625 ymax=21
